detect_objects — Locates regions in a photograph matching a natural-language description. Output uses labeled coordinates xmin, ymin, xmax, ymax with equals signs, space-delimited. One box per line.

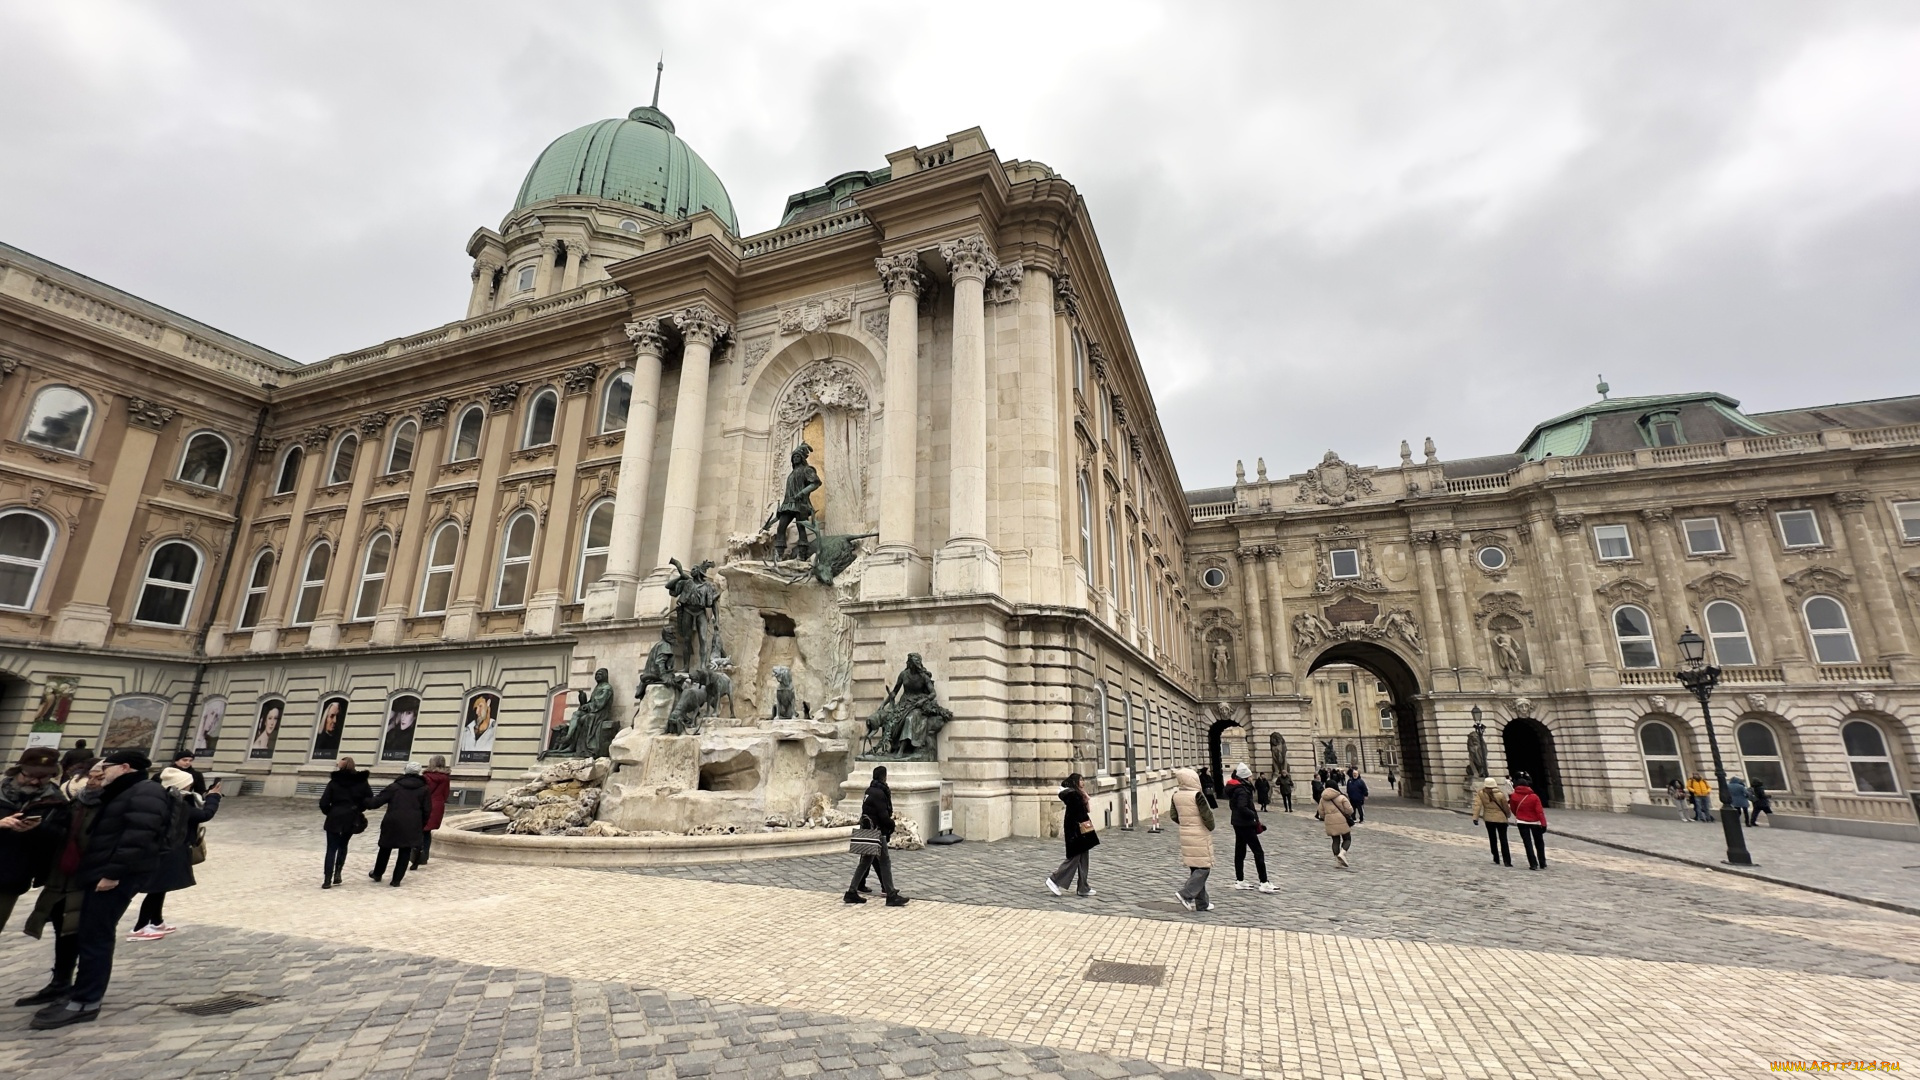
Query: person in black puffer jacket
xmin=1045 ymin=773 xmax=1098 ymax=898
xmin=318 ymin=758 xmax=373 ymax=889
xmin=129 ymin=767 xmax=222 ymax=938
xmin=32 ymin=750 xmax=174 ymax=1030
xmin=1225 ymin=763 xmax=1273 ymax=893
xmin=1 ymin=747 xmax=68 ymax=931
xmin=366 ymin=762 xmax=432 ymax=887
xmin=844 ymin=766 xmax=906 ymax=907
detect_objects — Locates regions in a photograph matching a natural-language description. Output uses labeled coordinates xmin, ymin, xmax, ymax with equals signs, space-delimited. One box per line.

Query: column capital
xmin=487 ymin=382 xmax=523 ymax=414
xmin=1831 ymin=489 xmax=1872 ymax=514
xmin=300 ymin=426 xmax=334 ymax=450
xmin=874 ymin=253 xmax=925 ymax=297
xmin=1638 ymin=507 xmax=1673 ymax=524
xmin=358 ymin=411 xmax=390 ymax=437
xmin=563 ymin=361 xmax=600 ymax=397
xmin=1733 ymin=498 xmax=1769 ymax=521
xmin=419 ymin=398 xmax=450 ymax=429
xmin=1410 ymin=530 xmax=1437 ymax=548
xmin=255 ymin=436 xmax=281 ymax=454
xmin=1551 ymin=513 xmax=1584 ymax=535
xmin=1433 ymin=528 xmax=1462 ymax=547
xmin=125 ymin=396 xmax=176 ymax=431
xmin=623 ymin=318 xmax=668 ymax=357
xmin=1053 ymin=270 xmax=1081 ymax=318
xmin=673 ymin=304 xmax=731 ymax=347
xmin=937 ymin=234 xmax=998 ymax=283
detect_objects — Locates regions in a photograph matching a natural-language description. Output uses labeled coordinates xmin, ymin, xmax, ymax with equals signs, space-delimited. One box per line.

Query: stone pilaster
xmin=587 ymin=321 xmax=668 ymax=621
xmin=1833 ymin=490 xmax=1915 ymax=674
xmin=308 ymin=412 xmax=389 ymax=649
xmin=1639 ymin=508 xmax=1692 ymax=648
xmin=372 ymin=414 xmax=445 ymax=646
xmin=443 ymin=384 xmax=520 ymax=641
xmin=1260 ymin=549 xmax=1294 ymax=692
xmin=250 ymin=427 xmax=330 ymax=653
xmin=933 ymin=234 xmax=1000 ymax=596
xmin=467 ymin=260 xmax=499 ymax=317
xmin=1238 ymin=548 xmax=1271 ymax=686
xmin=52 ymin=396 xmax=173 ymax=646
xmin=1733 ymin=499 xmax=1808 ymax=675
xmin=1408 ymin=532 xmax=1454 ymax=677
xmin=525 ymin=364 xmax=596 ymax=635
xmin=1435 ymin=530 xmax=1481 ymax=682
xmin=1551 ymin=513 xmax=1616 ymax=684
xmin=864 ymin=252 xmax=929 ymax=600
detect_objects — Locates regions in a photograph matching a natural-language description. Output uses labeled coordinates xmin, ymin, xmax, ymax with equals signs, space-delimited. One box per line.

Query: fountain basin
xmin=435 ymin=811 xmax=856 ymax=867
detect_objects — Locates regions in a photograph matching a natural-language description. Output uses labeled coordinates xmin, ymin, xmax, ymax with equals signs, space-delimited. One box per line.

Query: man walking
xmin=1346 ymin=768 xmax=1370 ymax=824
xmin=1277 ymin=770 xmax=1294 ymax=813
xmin=1686 ymin=773 xmax=1713 ymax=822
xmin=31 ymin=750 xmax=173 ymax=1029
xmin=845 ymin=766 xmax=908 ymax=907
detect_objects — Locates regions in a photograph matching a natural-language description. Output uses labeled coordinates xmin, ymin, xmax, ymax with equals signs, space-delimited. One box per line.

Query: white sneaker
xmin=1044 ymin=878 xmax=1062 ymax=897
xmin=1258 ymin=882 xmax=1278 ymax=893
xmin=1079 ymin=887 xmax=1096 ymax=897
xmin=1233 ymin=881 xmax=1256 ymax=890
xmin=127 ymin=926 xmax=166 ymax=941
xmin=152 ymin=923 xmax=179 ymax=935
xmin=1178 ymin=894 xmax=1195 ymax=911
xmin=1200 ymin=903 xmax=1216 ymax=911
xmin=1335 ymin=850 xmax=1349 ymax=867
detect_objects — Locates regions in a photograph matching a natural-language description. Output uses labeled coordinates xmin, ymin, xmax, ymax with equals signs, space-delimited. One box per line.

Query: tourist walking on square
xmin=1346 ymin=768 xmax=1370 ymax=824
xmin=1686 ymin=773 xmax=1713 ymax=822
xmin=1470 ymin=777 xmax=1512 ymax=867
xmin=1666 ymin=778 xmax=1690 ymax=821
xmin=1 ymin=747 xmax=68 ymax=931
xmin=1196 ymin=766 xmax=1219 ymax=809
xmin=845 ymin=766 xmax=908 ymax=906
xmin=1226 ymin=763 xmax=1274 ymax=893
xmin=1510 ymin=773 xmax=1548 ymax=870
xmin=1169 ymin=767 xmax=1215 ymax=911
xmin=31 ymin=750 xmax=173 ymax=1029
xmin=319 ymin=757 xmax=372 ymax=888
xmin=367 ymin=762 xmax=432 ymax=886
xmin=412 ymin=756 xmax=452 ymax=869
xmin=1317 ymin=777 xmax=1355 ymax=867
xmin=1277 ymin=770 xmax=1295 ymax=813
xmin=1310 ymin=770 xmax=1326 ymax=806
xmin=1726 ymin=776 xmax=1751 ymax=828
xmin=1748 ymin=780 xmax=1773 ymax=827
xmin=129 ymin=768 xmax=222 ymax=940
xmin=15 ymin=762 xmax=103 ymax=1008
xmin=1045 ymin=773 xmax=1097 ymax=897
xmin=1254 ymin=772 xmax=1271 ymax=813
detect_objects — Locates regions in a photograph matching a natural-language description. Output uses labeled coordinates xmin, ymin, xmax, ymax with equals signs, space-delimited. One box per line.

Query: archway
xmin=1305 ymin=641 xmax=1427 ymax=800
xmin=1502 ymin=717 xmax=1562 ymax=807
xmin=1207 ymin=712 xmax=1241 ymax=800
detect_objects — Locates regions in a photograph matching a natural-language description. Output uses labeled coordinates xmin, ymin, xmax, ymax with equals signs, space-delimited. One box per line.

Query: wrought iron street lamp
xmin=1675 ymin=627 xmax=1753 ymax=865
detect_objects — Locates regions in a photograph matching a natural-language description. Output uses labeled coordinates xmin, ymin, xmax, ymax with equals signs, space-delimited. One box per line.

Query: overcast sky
xmin=4 ymin=2 xmax=1916 ymax=488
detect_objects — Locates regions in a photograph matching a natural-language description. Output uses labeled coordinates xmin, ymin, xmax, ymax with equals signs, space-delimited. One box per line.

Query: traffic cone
xmin=1147 ymin=795 xmax=1163 ymax=832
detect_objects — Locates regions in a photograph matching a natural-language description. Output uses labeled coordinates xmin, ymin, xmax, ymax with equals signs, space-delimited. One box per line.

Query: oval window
xmin=1476 ymin=545 xmax=1507 ymax=571
xmin=1201 ymin=567 xmax=1227 ymax=589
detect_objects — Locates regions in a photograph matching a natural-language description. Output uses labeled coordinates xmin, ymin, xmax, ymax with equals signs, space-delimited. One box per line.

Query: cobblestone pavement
xmin=3 ymin=796 xmax=1916 ymax=1079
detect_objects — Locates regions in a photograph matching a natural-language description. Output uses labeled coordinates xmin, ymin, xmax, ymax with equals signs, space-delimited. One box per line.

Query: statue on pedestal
xmin=861 ymin=653 xmax=952 ymax=760
xmin=666 ymin=670 xmax=710 ymax=736
xmin=769 ymin=442 xmax=821 ymax=562
xmin=771 ymin=666 xmax=796 ymax=719
xmin=665 ymin=558 xmax=722 ymax=671
xmin=541 ymin=668 xmax=615 ymax=760
xmin=636 ymin=624 xmax=677 ymax=700
xmin=1466 ymin=718 xmax=1489 ymax=782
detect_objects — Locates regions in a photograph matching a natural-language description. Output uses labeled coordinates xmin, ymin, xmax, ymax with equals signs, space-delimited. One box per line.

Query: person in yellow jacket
xmin=1686 ymin=774 xmax=1713 ymax=822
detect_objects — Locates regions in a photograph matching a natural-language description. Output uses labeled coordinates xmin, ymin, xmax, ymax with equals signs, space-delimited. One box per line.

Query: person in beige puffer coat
xmin=1168 ymin=768 xmax=1215 ymax=911
xmin=1470 ymin=777 xmax=1512 ymax=867
xmin=1317 ymin=782 xmax=1355 ymax=867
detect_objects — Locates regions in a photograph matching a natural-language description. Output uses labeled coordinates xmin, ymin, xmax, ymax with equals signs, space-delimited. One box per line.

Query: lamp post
xmin=1675 ymin=627 xmax=1753 ymax=866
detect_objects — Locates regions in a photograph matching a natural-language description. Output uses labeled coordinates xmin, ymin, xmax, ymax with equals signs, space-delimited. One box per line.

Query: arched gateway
xmin=1305 ymin=641 xmax=1429 ymax=800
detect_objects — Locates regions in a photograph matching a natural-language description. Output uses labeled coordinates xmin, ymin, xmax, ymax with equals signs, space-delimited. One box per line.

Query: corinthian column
xmin=1238 ymin=548 xmax=1271 ymax=683
xmin=1436 ymin=530 xmax=1481 ymax=680
xmin=1833 ymin=490 xmax=1914 ymax=670
xmin=933 ymin=234 xmax=1000 ymax=596
xmin=586 ymin=321 xmax=667 ymax=621
xmin=1733 ymin=499 xmax=1806 ymax=671
xmin=1552 ymin=513 xmax=1615 ymax=684
xmin=863 ymin=252 xmax=929 ymax=600
xmin=652 ymin=305 xmax=727 ymax=579
xmin=1261 ymin=549 xmax=1295 ymax=691
xmin=1639 ymin=508 xmax=1690 ymax=647
xmin=1408 ymin=532 xmax=1453 ymax=675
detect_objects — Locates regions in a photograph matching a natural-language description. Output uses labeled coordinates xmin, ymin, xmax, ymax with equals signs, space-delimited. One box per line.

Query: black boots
xmin=884 ymin=893 xmax=909 ymax=907
xmin=842 ymin=890 xmax=867 ymax=904
xmin=14 ymin=981 xmax=70 ymax=1007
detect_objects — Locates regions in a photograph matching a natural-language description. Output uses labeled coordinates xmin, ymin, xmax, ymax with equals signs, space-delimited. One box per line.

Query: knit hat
xmin=101 ymin=749 xmax=152 ymax=771
xmin=158 ymin=767 xmax=195 ymax=792
xmin=1482 ymin=776 xmax=1501 ymax=789
xmin=1233 ymin=762 xmax=1252 ymax=780
xmin=402 ymin=761 xmax=423 ymax=775
xmin=17 ymin=746 xmax=59 ymax=771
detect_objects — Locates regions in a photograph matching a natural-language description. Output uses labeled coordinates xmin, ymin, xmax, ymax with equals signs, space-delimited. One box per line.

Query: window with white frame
xmin=1777 ymin=509 xmax=1822 ymax=548
xmin=22 ymin=386 xmax=93 ymax=454
xmin=515 ymin=265 xmax=536 ymax=292
xmin=494 ymin=512 xmax=537 ymax=608
xmin=1593 ymin=524 xmax=1633 ymax=560
xmin=292 ymin=542 xmax=331 ymax=625
xmin=352 ymin=533 xmax=392 ymax=620
xmin=177 ymin=432 xmax=230 ymax=488
xmin=274 ymin=446 xmax=304 ymax=495
xmin=600 ymin=372 xmax=632 ymax=433
xmin=235 ymin=549 xmax=274 ymax=630
xmin=1330 ymin=548 xmax=1361 ymax=579
xmin=1072 ymin=331 xmax=1086 ymax=397
xmin=133 ymin=541 xmax=200 ymax=626
xmin=1842 ymin=720 xmax=1899 ymax=793
xmin=1703 ymin=600 xmax=1756 ymax=666
xmin=1803 ymin=595 xmax=1859 ymax=663
xmin=418 ymin=523 xmax=460 ymax=615
xmin=0 ymin=509 xmax=55 ymax=609
xmin=451 ymin=406 xmax=484 ymax=461
xmin=385 ymin=420 xmax=417 ymax=474
xmin=1106 ymin=509 xmax=1118 ymax=595
xmin=1735 ymin=721 xmax=1790 ymax=792
xmin=576 ymin=499 xmax=614 ymax=601
xmin=1077 ymin=476 xmax=1093 ymax=583
xmin=1894 ymin=500 xmax=1920 ymax=543
xmin=1094 ymin=681 xmax=1111 ymax=774
xmin=1683 ymin=517 xmax=1725 ymax=555
xmin=1378 ymin=704 xmax=1394 ymax=730
xmin=1128 ymin=539 xmax=1139 ymax=616
xmin=1612 ymin=605 xmax=1658 ymax=668
xmin=328 ymin=433 xmax=358 ymax=485
xmin=523 ymin=388 xmax=558 ymax=448
xmin=1638 ymin=720 xmax=1685 ymax=790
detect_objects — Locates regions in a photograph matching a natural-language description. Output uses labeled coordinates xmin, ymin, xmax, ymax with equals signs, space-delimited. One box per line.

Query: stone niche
xmin=709 ymin=562 xmax=858 ymax=724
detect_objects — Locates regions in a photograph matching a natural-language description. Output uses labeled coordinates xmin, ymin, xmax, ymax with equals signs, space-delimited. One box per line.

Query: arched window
xmin=22 ymin=386 xmax=93 ymax=453
xmin=274 ymin=446 xmax=304 ymax=495
xmin=1105 ymin=509 xmax=1118 ymax=595
xmin=1094 ymin=681 xmax=1111 ymax=775
xmin=328 ymin=433 xmax=359 ymax=485
xmin=515 ymin=265 xmax=536 ymax=292
xmin=133 ymin=540 xmax=200 ymax=626
xmin=523 ymin=388 xmax=558 ymax=448
xmin=1340 ymin=707 xmax=1354 ymax=730
xmin=0 ymin=509 xmax=55 ymax=609
xmin=600 ymin=372 xmax=632 ymax=433
xmin=1803 ymin=596 xmax=1859 ymax=664
xmin=352 ymin=533 xmax=392 ymax=620
xmin=1842 ymin=720 xmax=1899 ymax=793
xmin=1077 ymin=475 xmax=1093 ymax=583
xmin=418 ymin=523 xmax=460 ymax=615
xmin=1612 ymin=605 xmax=1658 ymax=668
xmin=234 ymin=549 xmax=274 ymax=630
xmin=1378 ymin=704 xmax=1394 ymax=730
xmin=1704 ymin=600 xmax=1755 ymax=666
xmin=1735 ymin=721 xmax=1789 ymax=792
xmin=1638 ymin=720 xmax=1685 ymax=790
xmin=385 ymin=420 xmax=417 ymax=474
xmin=176 ymin=431 xmax=230 ymax=488
xmin=292 ymin=542 xmax=331 ymax=626
xmin=494 ymin=512 xmax=537 ymax=608
xmin=576 ymin=499 xmax=614 ymax=601
xmin=451 ymin=406 xmax=484 ymax=461
xmin=1127 ymin=539 xmax=1140 ymax=617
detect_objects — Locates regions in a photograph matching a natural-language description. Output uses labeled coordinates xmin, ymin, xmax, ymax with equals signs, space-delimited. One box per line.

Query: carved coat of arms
xmin=1297 ymin=451 xmax=1376 ymax=505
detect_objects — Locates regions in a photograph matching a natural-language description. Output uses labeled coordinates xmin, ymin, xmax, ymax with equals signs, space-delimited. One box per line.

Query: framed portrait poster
xmin=311 ymin=694 xmax=349 ymax=760
xmin=249 ymin=698 xmax=285 ymax=759
xmin=192 ymin=695 xmax=227 ymax=757
xmin=100 ymin=694 xmax=169 ymax=756
xmin=456 ymin=690 xmax=501 ymax=764
xmin=381 ymin=693 xmax=422 ymax=761
xmin=543 ymin=686 xmax=576 ymax=757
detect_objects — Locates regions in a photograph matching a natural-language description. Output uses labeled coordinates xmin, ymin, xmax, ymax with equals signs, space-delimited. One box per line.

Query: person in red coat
xmin=413 ymin=755 xmax=452 ymax=869
xmin=1509 ymin=773 xmax=1548 ymax=870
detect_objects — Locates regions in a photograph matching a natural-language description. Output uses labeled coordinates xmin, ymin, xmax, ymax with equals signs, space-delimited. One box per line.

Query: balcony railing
xmin=739 ymin=209 xmax=870 ymax=258
xmin=1817 ymin=664 xmax=1893 ymax=682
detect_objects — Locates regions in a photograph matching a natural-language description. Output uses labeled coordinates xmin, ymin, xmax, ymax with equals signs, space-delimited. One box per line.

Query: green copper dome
xmin=513 ymin=106 xmax=738 ymax=233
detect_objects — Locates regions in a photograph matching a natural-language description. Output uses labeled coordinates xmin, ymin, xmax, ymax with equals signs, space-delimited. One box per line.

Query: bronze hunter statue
xmin=861 ymin=653 xmax=953 ymax=761
xmin=769 ymin=442 xmax=822 ymax=562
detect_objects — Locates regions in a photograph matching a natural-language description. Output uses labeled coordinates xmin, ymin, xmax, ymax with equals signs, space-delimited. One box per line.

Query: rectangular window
xmin=1336 ymin=681 xmax=1349 ymax=695
xmin=1593 ymin=524 xmax=1632 ymax=560
xmin=1330 ymin=549 xmax=1360 ymax=579
xmin=1651 ymin=420 xmax=1681 ymax=446
xmin=1682 ymin=517 xmax=1725 ymax=555
xmin=1777 ymin=509 xmax=1822 ymax=548
xmin=1894 ymin=501 xmax=1920 ymax=542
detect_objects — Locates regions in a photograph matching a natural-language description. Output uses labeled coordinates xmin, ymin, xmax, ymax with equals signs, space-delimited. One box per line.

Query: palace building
xmin=1 ymin=102 xmax=1916 ymax=839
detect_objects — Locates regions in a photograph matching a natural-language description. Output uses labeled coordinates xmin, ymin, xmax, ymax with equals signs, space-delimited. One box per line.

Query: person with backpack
xmin=1225 ymin=763 xmax=1274 ymax=893
xmin=319 ymin=757 xmax=373 ymax=889
xmin=844 ymin=766 xmax=908 ymax=906
xmin=412 ymin=756 xmax=452 ymax=869
xmin=1169 ymin=768 xmax=1215 ymax=911
xmin=1045 ymin=773 xmax=1097 ymax=898
xmin=1317 ymin=776 xmax=1356 ymax=867
xmin=1470 ymin=777 xmax=1512 ymax=867
xmin=367 ymin=762 xmax=433 ymax=886
xmin=1727 ymin=776 xmax=1752 ymax=828
xmin=1510 ymin=772 xmax=1549 ymax=870
xmin=128 ymin=767 xmax=222 ymax=940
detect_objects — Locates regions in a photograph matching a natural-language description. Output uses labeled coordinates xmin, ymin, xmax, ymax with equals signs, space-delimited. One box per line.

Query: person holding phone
xmin=127 ymin=769 xmax=222 ymax=940
xmin=1045 ymin=773 xmax=1098 ymax=898
xmin=15 ymin=761 xmax=104 ymax=1008
xmin=1 ymin=747 xmax=68 ymax=931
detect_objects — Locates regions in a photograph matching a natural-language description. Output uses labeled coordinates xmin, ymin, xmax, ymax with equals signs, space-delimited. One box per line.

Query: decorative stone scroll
xmin=623 ymin=318 xmax=667 ymax=356
xmin=875 ymin=253 xmax=924 ymax=297
xmin=938 ymin=234 xmax=998 ymax=282
xmin=1292 ymin=606 xmax=1423 ymax=655
xmin=358 ymin=412 xmax=390 ymax=437
xmin=126 ymin=397 xmax=176 ymax=431
xmin=1053 ymin=271 xmax=1081 ymax=318
xmin=673 ymin=305 xmax=731 ymax=346
xmin=778 ymin=296 xmax=853 ymax=335
xmin=300 ymin=427 xmax=333 ymax=449
xmin=487 ymin=382 xmax=523 ymax=413
xmin=859 ymin=310 xmax=889 ymax=347
xmin=985 ymin=260 xmax=1025 ymax=304
xmin=1782 ymin=565 xmax=1852 ymax=602
xmin=738 ymin=336 xmax=773 ymax=384
xmin=419 ymin=398 xmax=450 ymax=428
xmin=563 ymin=361 xmax=600 ymax=396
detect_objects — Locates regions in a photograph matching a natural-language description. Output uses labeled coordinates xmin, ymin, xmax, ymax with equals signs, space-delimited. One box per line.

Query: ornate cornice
xmin=623 ymin=318 xmax=668 ymax=357
xmin=126 ymin=396 xmax=176 ymax=431
xmin=563 ymin=362 xmax=600 ymax=397
xmin=300 ymin=426 xmax=333 ymax=449
xmin=673 ymin=304 xmax=730 ymax=346
xmin=875 ymin=253 xmax=924 ymax=298
xmin=937 ymin=234 xmax=998 ymax=283
xmin=419 ymin=398 xmax=450 ymax=429
xmin=487 ymin=382 xmax=523 ymax=414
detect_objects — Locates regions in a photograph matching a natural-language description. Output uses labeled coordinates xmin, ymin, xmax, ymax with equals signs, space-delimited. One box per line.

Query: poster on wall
xmin=192 ymin=695 xmax=227 ymax=757
xmin=311 ymin=695 xmax=349 ymax=760
xmin=26 ymin=675 xmax=78 ymax=749
xmin=100 ymin=695 xmax=169 ymax=756
xmin=249 ymin=699 xmax=285 ymax=759
xmin=381 ymin=694 xmax=422 ymax=761
xmin=457 ymin=691 xmax=500 ymax=764
xmin=543 ymin=687 xmax=578 ymax=757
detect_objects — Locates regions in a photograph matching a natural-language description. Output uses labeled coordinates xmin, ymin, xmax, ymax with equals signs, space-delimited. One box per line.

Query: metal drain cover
xmin=174 ymin=992 xmax=276 ymax=1017
xmin=1084 ymin=961 xmax=1165 ymax=986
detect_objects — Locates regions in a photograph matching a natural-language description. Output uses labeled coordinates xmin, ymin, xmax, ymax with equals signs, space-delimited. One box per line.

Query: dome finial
xmin=1596 ymin=374 xmax=1610 ymax=400
xmin=651 ymin=54 xmax=663 ymax=109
